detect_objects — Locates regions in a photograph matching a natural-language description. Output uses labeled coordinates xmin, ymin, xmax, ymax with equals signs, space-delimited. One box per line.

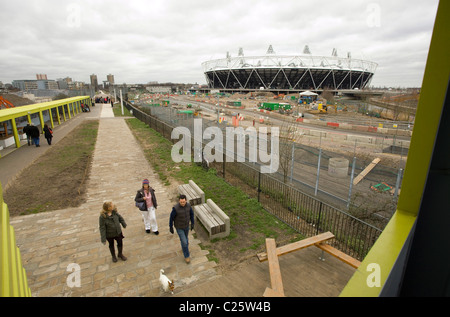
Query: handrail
xmin=0 ymin=181 xmax=31 ymax=297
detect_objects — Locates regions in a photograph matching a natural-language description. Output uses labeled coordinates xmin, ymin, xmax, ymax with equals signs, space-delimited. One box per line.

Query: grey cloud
xmin=0 ymin=0 xmax=440 ymax=87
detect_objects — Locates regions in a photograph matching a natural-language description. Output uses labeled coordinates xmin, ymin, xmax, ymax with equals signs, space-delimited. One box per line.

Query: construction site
xmin=130 ymin=87 xmax=416 ymax=227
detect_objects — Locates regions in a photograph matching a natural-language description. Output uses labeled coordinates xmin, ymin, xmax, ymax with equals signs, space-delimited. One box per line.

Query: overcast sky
xmin=0 ymin=0 xmax=440 ymax=88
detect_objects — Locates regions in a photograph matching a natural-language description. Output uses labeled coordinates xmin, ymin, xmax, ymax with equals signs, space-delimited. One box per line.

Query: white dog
xmin=159 ymin=269 xmax=174 ymax=294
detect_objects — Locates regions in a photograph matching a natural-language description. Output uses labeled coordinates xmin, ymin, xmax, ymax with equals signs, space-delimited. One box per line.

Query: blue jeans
xmin=176 ymin=227 xmax=190 ymax=258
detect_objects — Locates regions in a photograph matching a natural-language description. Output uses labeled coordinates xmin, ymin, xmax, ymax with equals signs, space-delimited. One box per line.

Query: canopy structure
xmin=0 ymin=96 xmax=91 ymax=151
xmin=299 ymin=90 xmax=318 ymax=96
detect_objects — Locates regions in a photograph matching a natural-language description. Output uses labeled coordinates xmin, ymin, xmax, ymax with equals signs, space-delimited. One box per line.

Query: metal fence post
xmin=222 ymin=149 xmax=226 ymax=179
xmin=290 ymin=141 xmax=295 ymax=183
xmin=394 ymin=168 xmax=403 ymax=199
xmin=258 ymin=170 xmax=261 ymax=202
xmin=316 ymin=201 xmax=323 ymax=235
xmin=315 ymin=148 xmax=322 ymax=196
xmin=347 ymin=156 xmax=357 ymax=209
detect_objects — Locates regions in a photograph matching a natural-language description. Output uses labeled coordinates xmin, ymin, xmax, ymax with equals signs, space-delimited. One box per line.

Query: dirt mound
xmin=0 ymin=93 xmax=34 ymax=107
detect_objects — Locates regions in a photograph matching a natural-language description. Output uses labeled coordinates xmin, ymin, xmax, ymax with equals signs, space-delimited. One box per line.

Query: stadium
xmin=202 ymin=46 xmax=377 ymax=92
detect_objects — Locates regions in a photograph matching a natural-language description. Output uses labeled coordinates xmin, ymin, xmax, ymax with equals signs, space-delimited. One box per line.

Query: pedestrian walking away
xmin=135 ymin=179 xmax=159 ymax=235
xmin=99 ymin=201 xmax=128 ymax=262
xmin=43 ymin=124 xmax=53 ymax=145
xmin=23 ymin=123 xmax=33 ymax=146
xmin=29 ymin=124 xmax=40 ymax=147
xmin=169 ymin=194 xmax=195 ymax=263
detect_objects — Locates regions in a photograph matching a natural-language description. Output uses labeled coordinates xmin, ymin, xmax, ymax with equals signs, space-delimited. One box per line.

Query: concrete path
xmin=8 ymin=103 xmax=218 ymax=297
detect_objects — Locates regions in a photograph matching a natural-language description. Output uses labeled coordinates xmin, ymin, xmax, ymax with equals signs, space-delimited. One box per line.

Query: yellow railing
xmin=0 ymin=181 xmax=31 ymax=297
xmin=340 ymin=0 xmax=449 ymax=296
xmin=0 ymin=96 xmax=91 ymax=151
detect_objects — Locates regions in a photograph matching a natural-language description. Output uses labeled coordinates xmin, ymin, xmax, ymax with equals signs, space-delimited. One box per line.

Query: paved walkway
xmin=8 ymin=103 xmax=218 ymax=297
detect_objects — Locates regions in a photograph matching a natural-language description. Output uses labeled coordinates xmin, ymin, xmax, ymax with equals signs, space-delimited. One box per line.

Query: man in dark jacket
xmin=29 ymin=124 xmax=41 ymax=147
xmin=23 ymin=123 xmax=33 ymax=146
xmin=169 ymin=194 xmax=195 ymax=263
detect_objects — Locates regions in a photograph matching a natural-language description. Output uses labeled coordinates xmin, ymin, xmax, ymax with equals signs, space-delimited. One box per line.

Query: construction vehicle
xmin=0 ymin=96 xmax=15 ymax=109
xmin=307 ymin=103 xmax=327 ymax=114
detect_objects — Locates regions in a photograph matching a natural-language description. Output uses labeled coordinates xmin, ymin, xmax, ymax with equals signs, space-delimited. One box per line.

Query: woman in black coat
xmin=29 ymin=124 xmax=41 ymax=147
xmin=43 ymin=124 xmax=53 ymax=145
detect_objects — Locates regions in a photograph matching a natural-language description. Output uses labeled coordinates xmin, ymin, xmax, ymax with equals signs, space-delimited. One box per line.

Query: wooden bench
xmin=177 ymin=180 xmax=205 ymax=206
xmin=193 ymin=199 xmax=230 ymax=240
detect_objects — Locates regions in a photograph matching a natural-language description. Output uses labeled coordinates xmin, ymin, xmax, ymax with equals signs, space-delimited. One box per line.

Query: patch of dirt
xmin=3 ymin=122 xmax=97 ymax=217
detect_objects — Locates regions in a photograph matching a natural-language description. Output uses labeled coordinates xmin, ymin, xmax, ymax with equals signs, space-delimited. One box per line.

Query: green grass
xmin=112 ymin=103 xmax=133 ymax=117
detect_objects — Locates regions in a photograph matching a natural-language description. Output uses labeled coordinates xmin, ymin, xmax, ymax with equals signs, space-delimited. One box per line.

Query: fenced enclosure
xmin=122 ymin=100 xmax=384 ymax=261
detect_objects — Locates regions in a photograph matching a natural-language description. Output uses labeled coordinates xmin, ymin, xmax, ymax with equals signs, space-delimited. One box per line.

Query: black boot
xmin=118 ymin=245 xmax=127 ymax=261
xmin=109 ymin=245 xmax=118 ymax=262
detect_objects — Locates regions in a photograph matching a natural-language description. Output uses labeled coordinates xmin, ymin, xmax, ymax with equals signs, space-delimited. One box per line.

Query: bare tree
xmin=321 ymin=87 xmax=335 ymax=105
xmin=278 ymin=117 xmax=304 ymax=183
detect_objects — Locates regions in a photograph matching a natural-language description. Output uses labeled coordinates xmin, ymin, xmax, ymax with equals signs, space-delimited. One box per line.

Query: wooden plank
xmin=263 ymin=287 xmax=284 ymax=297
xmin=203 ymin=204 xmax=225 ymax=233
xmin=194 ymin=204 xmax=223 ymax=236
xmin=206 ymin=199 xmax=229 ymax=234
xmin=315 ymin=243 xmax=361 ymax=269
xmin=200 ymin=205 xmax=220 ymax=234
xmin=257 ymin=232 xmax=335 ymax=262
xmin=353 ymin=158 xmax=381 ymax=185
xmin=194 ymin=207 xmax=213 ymax=235
xmin=265 ymin=238 xmax=284 ymax=296
xmin=179 ymin=184 xmax=202 ymax=206
xmin=189 ymin=180 xmax=205 ymax=204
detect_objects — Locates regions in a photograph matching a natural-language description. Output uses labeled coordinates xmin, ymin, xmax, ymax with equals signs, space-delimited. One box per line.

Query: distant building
xmin=146 ymin=86 xmax=172 ymax=94
xmin=90 ymin=74 xmax=99 ymax=91
xmin=107 ymin=74 xmax=115 ymax=85
xmin=12 ymin=80 xmax=39 ymax=90
xmin=56 ymin=77 xmax=72 ymax=89
xmin=203 ymin=45 xmax=377 ymax=91
xmin=36 ymin=74 xmax=48 ymax=80
xmin=12 ymin=79 xmax=61 ymax=91
xmin=37 ymin=80 xmax=58 ymax=90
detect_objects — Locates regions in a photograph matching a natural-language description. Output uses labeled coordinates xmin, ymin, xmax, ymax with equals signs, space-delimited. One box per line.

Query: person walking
xmin=99 ymin=201 xmax=127 ymax=262
xmin=23 ymin=123 xmax=33 ymax=146
xmin=43 ymin=124 xmax=53 ymax=145
xmin=169 ymin=194 xmax=195 ymax=263
xmin=29 ymin=124 xmax=40 ymax=147
xmin=135 ymin=179 xmax=159 ymax=235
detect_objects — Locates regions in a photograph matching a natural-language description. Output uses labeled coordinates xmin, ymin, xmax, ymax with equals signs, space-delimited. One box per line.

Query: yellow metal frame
xmin=0 ymin=96 xmax=91 ymax=150
xmin=0 ymin=182 xmax=32 ymax=297
xmin=340 ymin=0 xmax=449 ymax=296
